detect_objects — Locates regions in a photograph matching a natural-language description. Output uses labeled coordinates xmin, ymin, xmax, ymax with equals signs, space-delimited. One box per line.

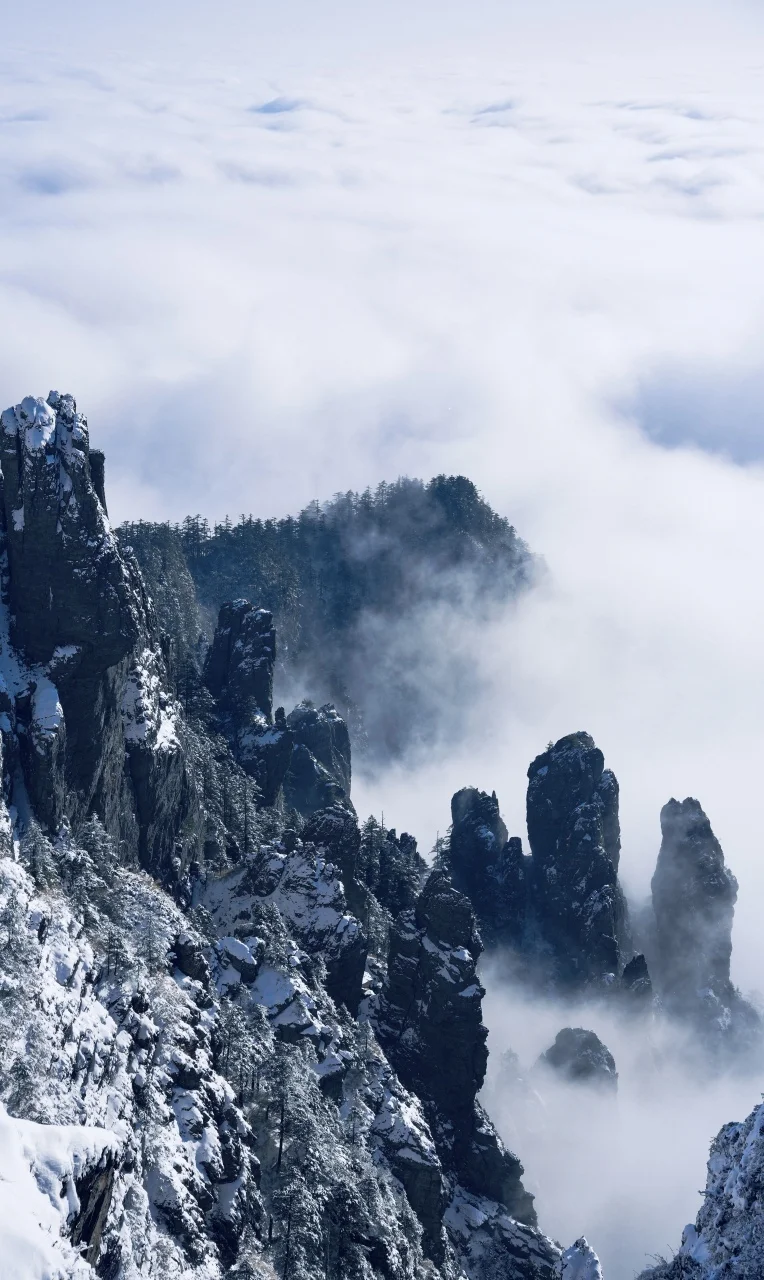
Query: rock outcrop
xmin=650 ymin=798 xmax=760 ymax=1048
xmin=621 ymin=952 xmax=652 ymax=1000
xmin=203 ymin=601 xmax=293 ymax=806
xmin=203 ymin=599 xmax=275 ymax=721
xmin=449 ymin=787 xmax=527 ymax=948
xmin=377 ymin=869 xmax=536 ymax=1224
xmin=283 ymin=700 xmax=353 ymax=816
xmin=526 ymin=732 xmax=625 ymax=986
xmin=448 ymin=733 xmax=630 ymax=992
xmin=0 ymin=393 xmax=189 ymax=879
xmin=536 ymin=1028 xmax=618 ymax=1092
xmin=652 ymin=799 xmax=735 ymax=1005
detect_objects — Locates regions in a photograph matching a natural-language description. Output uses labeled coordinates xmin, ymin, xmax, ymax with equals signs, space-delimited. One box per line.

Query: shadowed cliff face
xmin=0 ymin=392 xmax=142 ymax=671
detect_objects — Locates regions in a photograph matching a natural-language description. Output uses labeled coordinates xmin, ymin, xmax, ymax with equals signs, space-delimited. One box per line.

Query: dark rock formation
xmin=0 ymin=393 xmax=190 ymax=878
xmin=287 ymin=700 xmax=351 ymax=794
xmin=650 ymin=798 xmax=759 ymax=1046
xmin=537 ymin=1028 xmax=618 ymax=1091
xmin=526 ymin=732 xmax=625 ymax=986
xmin=203 ymin=599 xmax=275 ymax=722
xmin=203 ymin=601 xmax=293 ymax=806
xmin=70 ymin=1148 xmax=117 ymax=1265
xmin=283 ymin=701 xmax=352 ymax=816
xmin=447 ymin=734 xmax=635 ymax=994
xmin=377 ymin=869 xmax=536 ymax=1224
xmin=651 ymin=798 xmax=736 ymax=1007
xmin=449 ymin=788 xmax=527 ymax=948
xmin=621 ymin=953 xmax=652 ymax=1000
xmin=0 ymin=393 xmax=142 ymax=670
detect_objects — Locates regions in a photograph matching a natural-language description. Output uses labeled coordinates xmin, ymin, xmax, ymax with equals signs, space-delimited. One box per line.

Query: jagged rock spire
xmin=526 ymin=731 xmax=625 ymax=985
xmin=203 ymin=599 xmax=276 ymax=723
xmin=283 ymin=700 xmax=353 ymax=816
xmin=377 ymin=868 xmax=537 ymax=1226
xmin=449 ymin=787 xmax=527 ymax=949
xmin=652 ymin=798 xmax=735 ymax=999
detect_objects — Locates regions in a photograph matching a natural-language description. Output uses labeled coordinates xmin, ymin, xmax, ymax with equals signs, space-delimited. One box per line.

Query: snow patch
xmin=0 ymin=1102 xmax=116 ymax=1280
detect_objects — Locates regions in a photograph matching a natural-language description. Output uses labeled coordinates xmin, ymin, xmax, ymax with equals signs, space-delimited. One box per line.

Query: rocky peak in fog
xmin=536 ymin=1027 xmax=618 ymax=1092
xmin=448 ymin=732 xmax=634 ymax=993
xmin=202 ymin=600 xmax=353 ymax=814
xmin=526 ymin=732 xmax=625 ymax=986
xmin=449 ymin=786 xmax=527 ymax=949
xmin=650 ymin=796 xmax=759 ymax=1046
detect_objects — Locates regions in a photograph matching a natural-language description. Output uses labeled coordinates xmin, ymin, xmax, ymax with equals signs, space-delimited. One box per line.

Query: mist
xmin=479 ymin=967 xmax=762 ymax=1278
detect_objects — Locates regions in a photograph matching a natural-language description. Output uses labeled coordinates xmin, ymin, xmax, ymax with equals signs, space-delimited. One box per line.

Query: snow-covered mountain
xmin=0 ymin=391 xmax=761 ymax=1280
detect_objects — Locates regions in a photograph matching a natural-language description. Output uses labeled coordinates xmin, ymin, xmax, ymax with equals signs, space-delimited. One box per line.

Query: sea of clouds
xmin=2 ymin=1 xmax=764 ymax=1272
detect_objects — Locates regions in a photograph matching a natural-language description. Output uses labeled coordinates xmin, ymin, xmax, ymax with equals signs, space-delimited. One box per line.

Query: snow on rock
xmin=122 ymin=647 xmax=179 ymax=751
xmin=445 ymin=1186 xmax=561 ymax=1280
xmin=204 ymin=837 xmax=367 ymax=1011
xmin=0 ymin=1103 xmax=115 ymax=1280
xmin=559 ymin=1237 xmax=603 ymax=1280
xmin=639 ymin=1095 xmax=764 ymax=1279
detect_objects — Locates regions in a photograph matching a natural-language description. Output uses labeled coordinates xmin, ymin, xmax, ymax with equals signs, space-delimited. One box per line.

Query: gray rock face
xmin=449 ymin=734 xmax=629 ymax=992
xmin=286 ymin=700 xmax=351 ymax=794
xmin=377 ymin=869 xmax=536 ymax=1224
xmin=526 ymin=732 xmax=625 ymax=986
xmin=621 ymin=952 xmax=652 ymax=1000
xmin=650 ymin=798 xmax=759 ymax=1045
xmin=537 ymin=1027 xmax=618 ymax=1091
xmin=283 ymin=701 xmax=353 ymax=816
xmin=652 ymin=798 xmax=736 ymax=1006
xmin=0 ymin=393 xmax=141 ymax=671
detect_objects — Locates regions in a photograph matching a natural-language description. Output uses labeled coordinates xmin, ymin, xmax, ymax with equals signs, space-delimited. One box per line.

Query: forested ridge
xmin=119 ymin=474 xmax=534 ymax=760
